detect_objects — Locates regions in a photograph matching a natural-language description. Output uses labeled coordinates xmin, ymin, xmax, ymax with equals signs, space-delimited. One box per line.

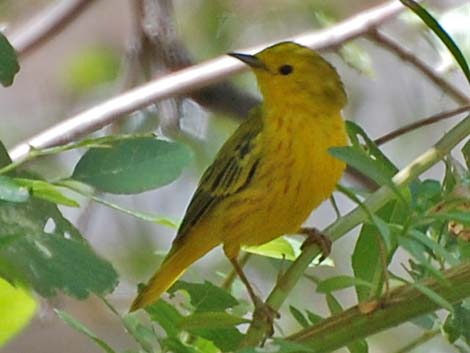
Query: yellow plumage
xmin=130 ymin=42 xmax=348 ymax=311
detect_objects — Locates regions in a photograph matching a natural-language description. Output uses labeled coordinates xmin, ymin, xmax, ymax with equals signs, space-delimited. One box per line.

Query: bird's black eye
xmin=278 ymin=64 xmax=293 ymax=75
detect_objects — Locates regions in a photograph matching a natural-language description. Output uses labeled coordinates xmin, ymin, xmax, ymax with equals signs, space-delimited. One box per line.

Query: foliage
xmin=0 ymin=278 xmax=37 ymax=346
xmin=2 ymin=0 xmax=470 ymax=353
xmin=73 ymin=137 xmax=192 ymax=194
xmin=0 ymin=32 xmax=19 ymax=86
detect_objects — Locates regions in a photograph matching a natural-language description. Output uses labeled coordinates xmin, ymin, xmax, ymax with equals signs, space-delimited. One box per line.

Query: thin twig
xmin=142 ymin=0 xmax=184 ymax=137
xmin=368 ymin=30 xmax=469 ymax=105
xmin=141 ymin=0 xmax=260 ymax=119
xmin=115 ymin=0 xmax=147 ymax=92
xmin=375 ymin=104 xmax=470 ymax=145
xmin=7 ymin=0 xmax=96 ymax=58
xmin=9 ymin=0 xmax=409 ymax=161
xmin=287 ymin=263 xmax=470 ymax=352
xmin=348 ymin=104 xmax=470 ymax=191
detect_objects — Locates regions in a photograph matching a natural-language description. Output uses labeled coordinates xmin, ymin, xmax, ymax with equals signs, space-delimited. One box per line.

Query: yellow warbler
xmin=130 ymin=41 xmax=347 ymax=311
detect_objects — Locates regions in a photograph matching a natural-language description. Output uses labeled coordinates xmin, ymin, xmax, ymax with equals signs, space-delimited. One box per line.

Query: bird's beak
xmin=228 ymin=52 xmax=266 ymax=70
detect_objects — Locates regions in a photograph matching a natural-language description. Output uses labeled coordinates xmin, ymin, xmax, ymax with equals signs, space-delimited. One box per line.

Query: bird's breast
xmin=248 ymin=110 xmax=347 ymax=241
xmin=220 ymin=109 xmax=347 ymax=250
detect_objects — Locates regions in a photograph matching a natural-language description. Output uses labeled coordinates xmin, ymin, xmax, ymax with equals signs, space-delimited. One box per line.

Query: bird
xmin=130 ymin=41 xmax=348 ymax=313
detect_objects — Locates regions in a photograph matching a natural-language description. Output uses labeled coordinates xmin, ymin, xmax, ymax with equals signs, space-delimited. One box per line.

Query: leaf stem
xmin=7 ymin=0 xmax=95 ymax=58
xmin=374 ymin=104 xmax=470 ymax=146
xmin=57 ymin=180 xmax=178 ymax=229
xmin=368 ymin=30 xmax=469 ymax=105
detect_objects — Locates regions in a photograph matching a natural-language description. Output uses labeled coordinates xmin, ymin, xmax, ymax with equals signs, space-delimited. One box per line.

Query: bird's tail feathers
xmin=130 ymin=236 xmax=218 ymax=311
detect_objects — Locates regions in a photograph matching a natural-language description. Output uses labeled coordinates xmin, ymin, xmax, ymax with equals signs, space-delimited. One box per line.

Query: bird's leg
xmin=298 ymin=227 xmax=332 ymax=262
xmin=229 ymin=257 xmax=279 ymax=337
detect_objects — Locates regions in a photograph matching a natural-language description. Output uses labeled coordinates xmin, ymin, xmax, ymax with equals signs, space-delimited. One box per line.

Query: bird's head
xmin=229 ymin=42 xmax=347 ymax=112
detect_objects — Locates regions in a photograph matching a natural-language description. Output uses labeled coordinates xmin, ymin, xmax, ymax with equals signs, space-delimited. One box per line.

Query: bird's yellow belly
xmin=219 ymin=117 xmax=346 ymax=257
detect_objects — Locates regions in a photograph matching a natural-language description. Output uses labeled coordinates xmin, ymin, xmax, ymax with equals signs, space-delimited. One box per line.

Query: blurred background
xmin=1 ymin=0 xmax=470 ymax=352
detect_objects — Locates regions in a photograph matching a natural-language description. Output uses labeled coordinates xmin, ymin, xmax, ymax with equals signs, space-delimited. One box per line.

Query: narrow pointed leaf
xmin=0 ymin=33 xmax=19 ymax=87
xmin=400 ymin=0 xmax=470 ymax=86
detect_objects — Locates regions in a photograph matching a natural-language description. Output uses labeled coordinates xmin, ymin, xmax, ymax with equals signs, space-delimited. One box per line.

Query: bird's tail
xmin=130 ymin=234 xmax=218 ymax=312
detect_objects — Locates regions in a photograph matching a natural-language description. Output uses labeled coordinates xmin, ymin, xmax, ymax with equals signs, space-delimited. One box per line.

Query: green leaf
xmin=344 ymin=189 xmax=406 ymax=300
xmin=0 ymin=278 xmax=37 ymax=347
xmin=289 ymin=306 xmax=310 ymax=328
xmin=163 ymin=337 xmax=200 ymax=353
xmin=246 ymin=237 xmax=332 ymax=267
xmin=411 ymin=282 xmax=454 ymax=312
xmin=0 ymin=140 xmax=12 ymax=169
xmin=146 ymin=300 xmax=182 ymax=338
xmin=0 ymin=235 xmax=20 ymax=250
xmin=348 ymin=339 xmax=369 ymax=353
xmin=344 ymin=121 xmax=399 ymax=176
xmin=0 ymin=176 xmax=29 ymax=202
xmin=2 ymin=233 xmax=118 ymax=298
xmin=14 ymin=178 xmax=79 ymax=207
xmin=244 ymin=236 xmax=296 ymax=260
xmin=0 ymin=198 xmax=118 ymax=298
xmin=400 ymin=0 xmax=470 ymax=86
xmin=398 ymin=237 xmax=447 ymax=284
xmin=146 ymin=299 xmax=243 ymax=352
xmin=190 ymin=326 xmax=243 ymax=352
xmin=170 ymin=281 xmax=238 ymax=313
xmin=323 ymin=295 xmax=368 ymax=353
xmin=432 ymin=211 xmax=470 ymax=225
xmin=462 ymin=139 xmax=470 ymax=170
xmin=408 ymin=229 xmax=459 ymax=266
xmin=442 ymin=156 xmax=469 ymax=196
xmin=122 ymin=314 xmax=157 ymax=353
xmin=72 ymin=137 xmax=192 ymax=194
xmin=179 ymin=312 xmax=249 ymax=330
xmin=187 ymin=336 xmax=219 ymax=353
xmin=370 ymin=214 xmax=393 ymax=253
xmin=162 ymin=337 xmax=199 ymax=353
xmin=56 ymin=310 xmax=117 ymax=353
xmin=332 ymin=121 xmax=406 ymax=203
xmin=326 ymin=293 xmax=343 ymax=314
xmin=458 ymin=238 xmax=470 ymax=261
xmin=352 ymin=199 xmax=405 ymax=301
xmin=0 ymin=195 xmax=81 ymax=239
xmin=329 ymin=147 xmax=393 ymax=187
xmin=316 ymin=275 xmax=375 ymax=293
xmin=353 ymin=222 xmax=382 ymax=301
xmin=305 ymin=310 xmax=323 ymax=325
xmin=0 ymin=32 xmax=19 ymax=87
xmin=350 ymin=338 xmax=370 ymax=352
xmin=443 ymin=302 xmax=470 ymax=344
xmin=410 ymin=179 xmax=441 ymax=213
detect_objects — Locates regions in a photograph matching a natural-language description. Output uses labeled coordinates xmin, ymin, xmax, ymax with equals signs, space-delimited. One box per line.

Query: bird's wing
xmin=173 ymin=109 xmax=264 ymax=245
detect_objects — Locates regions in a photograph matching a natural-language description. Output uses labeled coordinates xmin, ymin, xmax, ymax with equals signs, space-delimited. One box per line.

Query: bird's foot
xmin=252 ymin=296 xmax=280 ymax=339
xmin=299 ymin=227 xmax=332 ymax=262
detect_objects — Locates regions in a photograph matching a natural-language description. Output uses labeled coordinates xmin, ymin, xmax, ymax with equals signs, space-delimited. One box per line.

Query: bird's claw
xmin=252 ymin=297 xmax=280 ymax=339
xmin=300 ymin=227 xmax=332 ymax=262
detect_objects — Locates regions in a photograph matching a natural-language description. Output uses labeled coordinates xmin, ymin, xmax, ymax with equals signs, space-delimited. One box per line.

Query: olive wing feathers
xmin=174 ymin=110 xmax=264 ymax=245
